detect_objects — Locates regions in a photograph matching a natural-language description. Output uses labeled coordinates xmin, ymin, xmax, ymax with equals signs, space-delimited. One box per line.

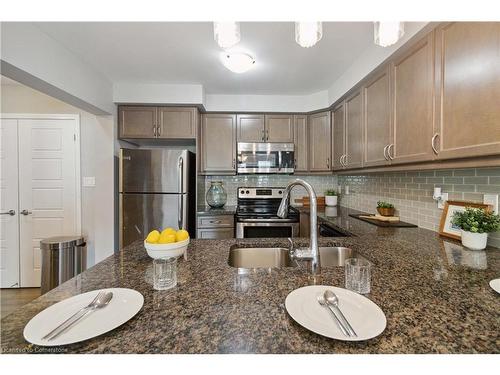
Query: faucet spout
xmin=278 ymin=179 xmax=320 ymax=276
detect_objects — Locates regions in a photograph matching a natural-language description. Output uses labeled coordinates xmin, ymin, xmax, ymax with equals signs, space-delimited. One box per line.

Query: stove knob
xmin=278 ymin=190 xmax=282 ymax=194
xmin=241 ymin=190 xmax=245 ymax=195
xmin=246 ymin=190 xmax=250 ymax=194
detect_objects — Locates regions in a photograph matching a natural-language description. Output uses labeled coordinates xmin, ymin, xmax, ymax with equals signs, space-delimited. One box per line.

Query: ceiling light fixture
xmin=213 ymin=22 xmax=241 ymax=49
xmin=295 ymin=22 xmax=323 ymax=48
xmin=221 ymin=52 xmax=255 ymax=73
xmin=374 ymin=22 xmax=405 ymax=47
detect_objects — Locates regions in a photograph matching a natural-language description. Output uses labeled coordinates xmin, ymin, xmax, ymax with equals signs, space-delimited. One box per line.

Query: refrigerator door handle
xmin=178 ymin=156 xmax=184 ymax=229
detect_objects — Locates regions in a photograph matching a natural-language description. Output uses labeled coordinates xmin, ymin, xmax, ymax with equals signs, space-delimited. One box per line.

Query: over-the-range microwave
xmin=237 ymin=142 xmax=295 ymax=174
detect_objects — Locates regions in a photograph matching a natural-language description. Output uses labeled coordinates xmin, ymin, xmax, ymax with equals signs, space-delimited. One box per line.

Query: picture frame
xmin=439 ymin=200 xmax=492 ymax=240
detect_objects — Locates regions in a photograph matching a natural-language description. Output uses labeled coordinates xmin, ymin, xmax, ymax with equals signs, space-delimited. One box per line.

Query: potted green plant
xmin=325 ymin=189 xmax=339 ymax=206
xmin=377 ymin=201 xmax=395 ymax=216
xmin=451 ymin=207 xmax=500 ymax=250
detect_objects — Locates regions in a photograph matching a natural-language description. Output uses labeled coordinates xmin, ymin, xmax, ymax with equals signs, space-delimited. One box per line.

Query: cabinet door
xmin=391 ymin=32 xmax=435 ymax=164
xmin=308 ymin=111 xmax=332 ymax=172
xmin=293 ymin=115 xmax=308 ymax=172
xmin=345 ymin=91 xmax=363 ymax=169
xmin=201 ymin=114 xmax=236 ymax=174
xmin=265 ymin=114 xmax=294 ymax=142
xmin=236 ymin=114 xmax=265 ymax=142
xmin=157 ymin=107 xmax=197 ymax=139
xmin=332 ymin=103 xmax=345 ymax=170
xmin=435 ymin=22 xmax=500 ymax=159
xmin=363 ymin=67 xmax=392 ymax=167
xmin=119 ymin=106 xmax=156 ymax=139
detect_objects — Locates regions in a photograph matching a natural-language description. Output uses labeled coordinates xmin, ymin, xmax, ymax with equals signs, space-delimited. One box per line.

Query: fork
xmin=42 ymin=291 xmax=106 ymax=340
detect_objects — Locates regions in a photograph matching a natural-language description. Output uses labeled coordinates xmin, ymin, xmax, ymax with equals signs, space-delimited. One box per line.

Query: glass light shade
xmin=295 ymin=22 xmax=323 ymax=48
xmin=213 ymin=22 xmax=241 ymax=49
xmin=221 ymin=52 xmax=255 ymax=73
xmin=374 ymin=22 xmax=405 ymax=47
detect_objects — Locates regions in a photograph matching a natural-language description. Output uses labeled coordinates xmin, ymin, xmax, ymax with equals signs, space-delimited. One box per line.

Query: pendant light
xmin=213 ymin=22 xmax=241 ymax=49
xmin=374 ymin=22 xmax=405 ymax=47
xmin=295 ymin=22 xmax=323 ymax=48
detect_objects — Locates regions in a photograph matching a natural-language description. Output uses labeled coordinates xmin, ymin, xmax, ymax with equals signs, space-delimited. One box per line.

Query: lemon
xmin=161 ymin=227 xmax=176 ymax=236
xmin=158 ymin=232 xmax=176 ymax=244
xmin=145 ymin=230 xmax=160 ymax=244
xmin=175 ymin=229 xmax=189 ymax=242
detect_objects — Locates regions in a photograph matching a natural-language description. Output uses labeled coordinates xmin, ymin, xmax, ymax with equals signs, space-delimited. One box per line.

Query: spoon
xmin=316 ymin=294 xmax=349 ymax=337
xmin=48 ymin=291 xmax=113 ymax=341
xmin=324 ymin=290 xmax=357 ymax=337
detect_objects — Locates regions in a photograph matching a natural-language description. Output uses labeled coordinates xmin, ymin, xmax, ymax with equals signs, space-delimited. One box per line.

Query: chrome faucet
xmin=278 ymin=179 xmax=320 ymax=276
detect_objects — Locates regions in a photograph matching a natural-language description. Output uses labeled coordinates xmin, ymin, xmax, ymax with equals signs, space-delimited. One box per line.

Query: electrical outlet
xmin=438 ymin=193 xmax=448 ymax=209
xmin=484 ymin=194 xmax=499 ymax=214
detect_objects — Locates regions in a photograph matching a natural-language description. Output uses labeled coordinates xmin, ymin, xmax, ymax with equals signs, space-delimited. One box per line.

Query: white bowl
xmin=144 ymin=238 xmax=189 ymax=259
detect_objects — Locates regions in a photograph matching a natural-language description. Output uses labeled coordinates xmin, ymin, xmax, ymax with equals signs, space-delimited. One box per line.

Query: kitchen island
xmin=1 ymin=207 xmax=499 ymax=354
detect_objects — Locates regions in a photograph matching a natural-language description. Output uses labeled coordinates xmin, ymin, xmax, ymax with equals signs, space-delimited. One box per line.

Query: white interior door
xmin=0 ymin=119 xmax=20 ymax=288
xmin=18 ymin=118 xmax=79 ymax=287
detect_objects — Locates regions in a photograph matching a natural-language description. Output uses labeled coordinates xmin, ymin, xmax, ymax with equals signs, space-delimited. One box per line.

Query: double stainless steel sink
xmin=228 ymin=245 xmax=357 ymax=269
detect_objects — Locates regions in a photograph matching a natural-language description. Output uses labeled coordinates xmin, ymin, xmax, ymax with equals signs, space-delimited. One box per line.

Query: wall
xmin=199 ymin=175 xmax=339 ymax=207
xmin=1 ymin=81 xmax=115 ymax=265
xmin=0 ymin=23 xmax=114 ymax=114
xmin=338 ymin=168 xmax=500 ymax=248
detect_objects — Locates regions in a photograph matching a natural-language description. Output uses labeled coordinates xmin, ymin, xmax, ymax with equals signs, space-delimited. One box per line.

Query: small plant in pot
xmin=325 ymin=189 xmax=339 ymax=206
xmin=377 ymin=201 xmax=395 ymax=216
xmin=451 ymin=207 xmax=500 ymax=250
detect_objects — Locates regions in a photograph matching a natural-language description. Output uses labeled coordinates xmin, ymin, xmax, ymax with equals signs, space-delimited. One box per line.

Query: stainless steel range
xmin=235 ymin=187 xmax=299 ymax=239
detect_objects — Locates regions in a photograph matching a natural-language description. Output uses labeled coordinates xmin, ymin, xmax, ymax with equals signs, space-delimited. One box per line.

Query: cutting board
xmin=349 ymin=213 xmax=418 ymax=228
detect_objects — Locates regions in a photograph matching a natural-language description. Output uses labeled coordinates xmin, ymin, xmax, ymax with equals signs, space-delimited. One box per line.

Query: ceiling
xmin=34 ymin=22 xmax=377 ymax=95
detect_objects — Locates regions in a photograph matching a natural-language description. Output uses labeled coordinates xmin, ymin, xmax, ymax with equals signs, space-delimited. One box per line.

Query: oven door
xmin=236 ymin=221 xmax=299 ymax=238
xmin=237 ymin=142 xmax=294 ymax=174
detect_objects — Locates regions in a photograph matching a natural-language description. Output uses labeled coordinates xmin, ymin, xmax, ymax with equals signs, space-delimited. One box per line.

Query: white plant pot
xmin=461 ymin=230 xmax=488 ymax=251
xmin=325 ymin=196 xmax=338 ymax=206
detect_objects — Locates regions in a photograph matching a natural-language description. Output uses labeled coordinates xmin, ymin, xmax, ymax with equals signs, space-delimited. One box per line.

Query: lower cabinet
xmin=196 ymin=214 xmax=235 ymax=239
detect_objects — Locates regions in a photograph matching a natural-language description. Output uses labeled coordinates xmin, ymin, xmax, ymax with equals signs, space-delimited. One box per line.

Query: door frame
xmin=0 ymin=113 xmax=82 ymax=241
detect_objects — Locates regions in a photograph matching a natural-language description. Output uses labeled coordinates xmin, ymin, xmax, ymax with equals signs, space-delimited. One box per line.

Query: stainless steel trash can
xmin=40 ymin=236 xmax=87 ymax=294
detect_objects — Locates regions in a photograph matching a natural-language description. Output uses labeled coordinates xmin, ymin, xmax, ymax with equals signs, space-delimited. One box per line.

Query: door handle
xmin=21 ymin=209 xmax=32 ymax=216
xmin=1 ymin=210 xmax=15 ymax=216
xmin=431 ymin=133 xmax=439 ymax=155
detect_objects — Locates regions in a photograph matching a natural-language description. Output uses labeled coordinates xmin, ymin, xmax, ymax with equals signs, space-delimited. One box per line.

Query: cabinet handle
xmin=266 ymin=129 xmax=269 ymax=141
xmin=153 ymin=125 xmax=157 ymax=137
xmin=157 ymin=125 xmax=161 ymax=137
xmin=388 ymin=144 xmax=395 ymax=160
xmin=261 ymin=129 xmax=265 ymax=141
xmin=1 ymin=210 xmax=15 ymax=216
xmin=233 ymin=158 xmax=236 ymax=169
xmin=383 ymin=145 xmax=389 ymax=161
xmin=343 ymin=154 xmax=348 ymax=167
xmin=431 ymin=133 xmax=439 ymax=155
xmin=21 ymin=209 xmax=32 ymax=216
xmin=294 ymin=158 xmax=297 ymax=169
xmin=326 ymin=157 xmax=330 ymax=169
xmin=209 ymin=220 xmax=222 ymax=224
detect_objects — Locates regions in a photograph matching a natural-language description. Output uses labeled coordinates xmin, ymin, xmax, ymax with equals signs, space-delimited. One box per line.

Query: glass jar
xmin=206 ymin=181 xmax=227 ymax=208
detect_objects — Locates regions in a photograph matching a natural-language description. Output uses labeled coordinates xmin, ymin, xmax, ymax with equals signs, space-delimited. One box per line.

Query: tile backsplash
xmin=338 ymin=167 xmax=500 ymax=248
xmin=198 ymin=175 xmax=338 ymax=206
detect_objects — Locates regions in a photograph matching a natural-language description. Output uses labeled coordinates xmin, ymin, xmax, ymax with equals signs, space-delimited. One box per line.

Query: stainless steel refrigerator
xmin=119 ymin=148 xmax=195 ymax=248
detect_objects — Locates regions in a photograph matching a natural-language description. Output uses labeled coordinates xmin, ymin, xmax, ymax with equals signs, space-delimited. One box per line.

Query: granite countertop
xmin=196 ymin=205 xmax=236 ymax=216
xmin=1 ymin=207 xmax=499 ymax=354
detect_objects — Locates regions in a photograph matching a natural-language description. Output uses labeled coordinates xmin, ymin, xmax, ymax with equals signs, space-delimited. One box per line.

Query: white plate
xmin=24 ymin=288 xmax=143 ymax=346
xmin=285 ymin=285 xmax=386 ymax=341
xmin=489 ymin=279 xmax=500 ymax=294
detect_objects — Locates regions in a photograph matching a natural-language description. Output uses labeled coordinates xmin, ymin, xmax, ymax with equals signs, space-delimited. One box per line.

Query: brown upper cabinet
xmin=119 ymin=106 xmax=157 ymax=139
xmin=363 ymin=66 xmax=392 ymax=168
xmin=236 ymin=114 xmax=294 ymax=142
xmin=308 ymin=111 xmax=332 ymax=172
xmin=119 ymin=106 xmax=197 ymax=140
xmin=434 ymin=22 xmax=500 ymax=159
xmin=293 ymin=114 xmax=308 ymax=172
xmin=157 ymin=107 xmax=197 ymax=139
xmin=265 ymin=114 xmax=294 ymax=142
xmin=332 ymin=103 xmax=346 ymax=171
xmin=201 ymin=114 xmax=237 ymax=174
xmin=345 ymin=91 xmax=364 ymax=169
xmin=390 ymin=32 xmax=435 ymax=164
xmin=236 ymin=114 xmax=265 ymax=142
